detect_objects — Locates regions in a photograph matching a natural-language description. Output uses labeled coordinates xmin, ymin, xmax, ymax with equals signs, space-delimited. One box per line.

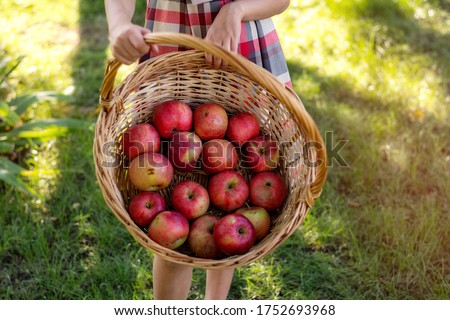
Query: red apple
xmin=193 ymin=103 xmax=228 ymax=140
xmin=242 ymin=136 xmax=279 ymax=173
xmin=250 ymin=172 xmax=287 ymax=211
xmin=226 ymin=112 xmax=260 ymax=146
xmin=128 ymin=192 xmax=166 ymax=228
xmin=171 ymin=181 xmax=210 ymax=220
xmin=235 ymin=207 xmax=271 ymax=241
xmin=208 ymin=170 xmax=249 ymax=212
xmin=152 ymin=100 xmax=193 ymax=139
xmin=168 ymin=131 xmax=202 ymax=172
xmin=121 ymin=123 xmax=161 ymax=160
xmin=188 ymin=215 xmax=222 ymax=259
xmin=148 ymin=211 xmax=189 ymax=249
xmin=201 ymin=139 xmax=238 ymax=175
xmin=129 ymin=152 xmax=174 ymax=191
xmin=214 ymin=213 xmax=255 ymax=256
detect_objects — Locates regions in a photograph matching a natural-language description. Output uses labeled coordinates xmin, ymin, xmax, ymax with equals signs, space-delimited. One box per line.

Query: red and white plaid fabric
xmin=141 ymin=0 xmax=292 ymax=87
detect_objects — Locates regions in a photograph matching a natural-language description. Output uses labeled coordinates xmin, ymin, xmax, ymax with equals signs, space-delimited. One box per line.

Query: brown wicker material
xmin=94 ymin=33 xmax=327 ymax=269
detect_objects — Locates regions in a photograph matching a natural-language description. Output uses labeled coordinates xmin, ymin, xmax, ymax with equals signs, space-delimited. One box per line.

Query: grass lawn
xmin=1 ymin=0 xmax=449 ymax=299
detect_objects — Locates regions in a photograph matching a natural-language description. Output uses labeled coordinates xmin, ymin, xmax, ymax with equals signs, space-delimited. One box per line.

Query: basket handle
xmin=99 ymin=32 xmax=327 ymax=207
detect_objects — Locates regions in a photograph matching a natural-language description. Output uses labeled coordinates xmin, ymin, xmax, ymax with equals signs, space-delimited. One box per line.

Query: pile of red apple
xmin=122 ymin=100 xmax=287 ymax=258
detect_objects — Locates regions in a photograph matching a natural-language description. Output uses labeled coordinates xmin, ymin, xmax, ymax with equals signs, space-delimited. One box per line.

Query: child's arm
xmin=205 ymin=0 xmax=290 ymax=68
xmin=104 ymin=0 xmax=159 ymax=64
xmin=233 ymin=0 xmax=291 ymax=21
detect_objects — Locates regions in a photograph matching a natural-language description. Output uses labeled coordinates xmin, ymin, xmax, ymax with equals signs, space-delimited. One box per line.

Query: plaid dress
xmin=141 ymin=0 xmax=292 ymax=87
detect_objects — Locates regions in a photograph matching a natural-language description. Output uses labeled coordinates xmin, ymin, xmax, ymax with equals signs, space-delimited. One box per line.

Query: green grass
xmin=1 ymin=0 xmax=449 ymax=299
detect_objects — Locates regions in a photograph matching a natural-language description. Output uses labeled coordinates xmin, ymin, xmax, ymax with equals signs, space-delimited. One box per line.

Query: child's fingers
xmin=215 ymin=41 xmax=229 ymax=68
xmin=230 ymin=38 xmax=239 ymax=53
xmin=219 ymin=45 xmax=229 ymax=68
xmin=151 ymin=44 xmax=160 ymax=55
xmin=111 ymin=39 xmax=133 ymax=64
xmin=213 ymin=55 xmax=223 ymax=69
xmin=113 ymin=47 xmax=134 ymax=65
xmin=110 ymin=25 xmax=161 ymax=64
xmin=223 ymin=39 xmax=239 ymax=68
xmin=126 ymin=39 xmax=144 ymax=58
xmin=138 ymin=27 xmax=160 ymax=55
xmin=221 ymin=39 xmax=237 ymax=68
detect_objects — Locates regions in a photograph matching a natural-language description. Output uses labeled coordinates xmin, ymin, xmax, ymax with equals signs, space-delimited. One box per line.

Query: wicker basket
xmin=94 ymin=33 xmax=327 ymax=269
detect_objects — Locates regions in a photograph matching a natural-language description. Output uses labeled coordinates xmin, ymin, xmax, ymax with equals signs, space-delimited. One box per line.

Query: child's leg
xmin=205 ymin=268 xmax=235 ymax=300
xmin=152 ymin=255 xmax=193 ymax=299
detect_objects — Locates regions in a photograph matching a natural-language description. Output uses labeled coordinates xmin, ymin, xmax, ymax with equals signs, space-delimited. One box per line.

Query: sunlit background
xmin=1 ymin=0 xmax=449 ymax=299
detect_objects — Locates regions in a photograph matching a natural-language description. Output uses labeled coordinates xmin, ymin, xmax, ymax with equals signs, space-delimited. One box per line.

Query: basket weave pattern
xmin=94 ymin=33 xmax=327 ymax=269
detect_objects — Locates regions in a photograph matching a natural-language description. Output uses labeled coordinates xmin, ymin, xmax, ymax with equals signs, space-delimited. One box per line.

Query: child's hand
xmin=204 ymin=3 xmax=244 ymax=68
xmin=109 ymin=23 xmax=159 ymax=65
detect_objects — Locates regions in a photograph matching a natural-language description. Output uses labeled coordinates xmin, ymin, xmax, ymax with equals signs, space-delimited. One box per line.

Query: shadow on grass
xmin=285 ymin=54 xmax=450 ymax=298
xmin=287 ymin=61 xmax=394 ymax=115
xmin=1 ymin=0 xmax=161 ymax=299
